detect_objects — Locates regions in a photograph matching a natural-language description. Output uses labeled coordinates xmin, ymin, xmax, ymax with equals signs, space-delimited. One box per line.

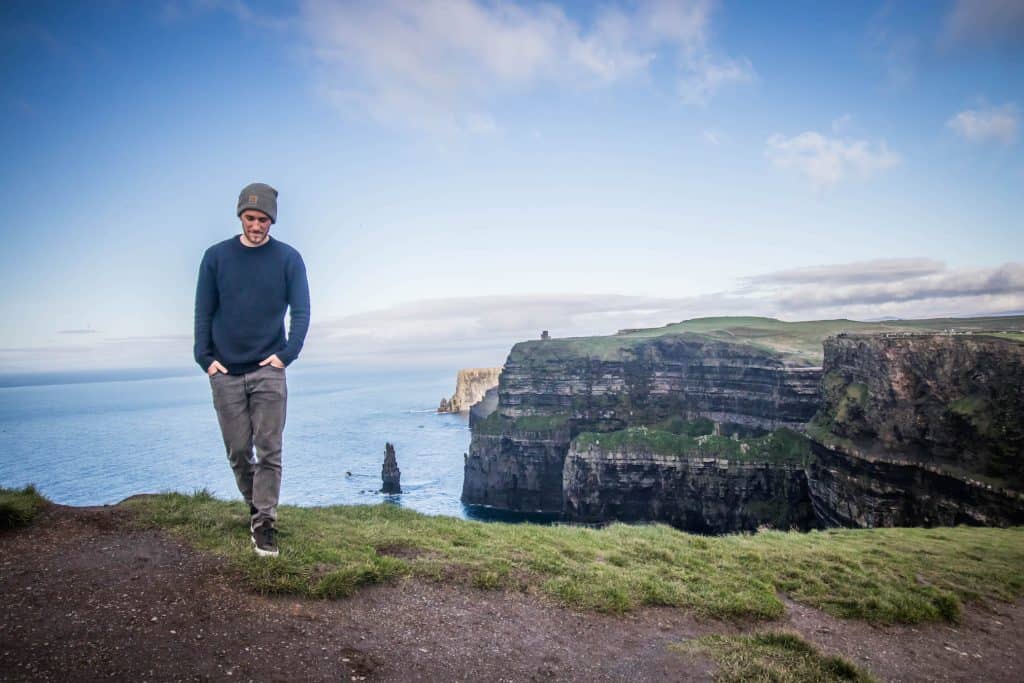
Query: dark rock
xmin=381 ymin=442 xmax=401 ymax=494
xmin=806 ymin=333 xmax=1024 ymax=527
xmin=563 ymin=442 xmax=817 ymax=532
xmin=462 ymin=323 xmax=1024 ymax=532
xmin=462 ymin=333 xmax=820 ymax=518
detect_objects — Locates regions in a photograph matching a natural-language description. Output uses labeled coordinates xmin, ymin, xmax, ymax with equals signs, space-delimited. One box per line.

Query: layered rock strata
xmin=563 ymin=442 xmax=815 ymax=532
xmin=499 ymin=334 xmax=821 ymax=430
xmin=462 ymin=321 xmax=1024 ymax=531
xmin=463 ymin=333 xmax=821 ymax=515
xmin=806 ymin=333 xmax=1024 ymax=527
xmin=807 ymin=439 xmax=1024 ymax=527
xmin=814 ymin=333 xmax=1024 ymax=488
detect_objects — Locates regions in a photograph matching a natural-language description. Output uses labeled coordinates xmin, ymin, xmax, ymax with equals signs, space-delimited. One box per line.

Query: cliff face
xmin=806 ymin=333 xmax=1024 ymax=527
xmin=563 ymin=442 xmax=815 ymax=532
xmin=462 ymin=333 xmax=821 ymax=516
xmin=807 ymin=440 xmax=1024 ymax=527
xmin=439 ymin=368 xmax=502 ymax=414
xmin=499 ymin=334 xmax=820 ymax=430
xmin=462 ymin=421 xmax=572 ymax=512
xmin=813 ymin=334 xmax=1024 ymax=488
xmin=461 ymin=319 xmax=1024 ymax=532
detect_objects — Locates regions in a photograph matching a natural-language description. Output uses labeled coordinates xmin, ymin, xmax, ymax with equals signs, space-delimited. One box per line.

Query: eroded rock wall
xmin=807 ymin=440 xmax=1024 ymax=527
xmin=462 ymin=426 xmax=571 ymax=513
xmin=563 ymin=443 xmax=816 ymax=532
xmin=499 ymin=335 xmax=820 ymax=431
xmin=463 ymin=334 xmax=821 ymax=515
xmin=814 ymin=333 xmax=1024 ymax=490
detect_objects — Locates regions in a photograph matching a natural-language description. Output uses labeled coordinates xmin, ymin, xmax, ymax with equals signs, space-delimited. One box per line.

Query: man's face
xmin=240 ymin=209 xmax=272 ymax=246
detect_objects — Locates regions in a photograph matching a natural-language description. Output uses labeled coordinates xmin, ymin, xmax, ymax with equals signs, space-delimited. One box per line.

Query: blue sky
xmin=1 ymin=0 xmax=1022 ymax=372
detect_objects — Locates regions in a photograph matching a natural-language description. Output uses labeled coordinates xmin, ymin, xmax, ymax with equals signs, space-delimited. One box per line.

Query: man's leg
xmin=249 ymin=364 xmax=287 ymax=529
xmin=209 ymin=373 xmax=256 ymax=510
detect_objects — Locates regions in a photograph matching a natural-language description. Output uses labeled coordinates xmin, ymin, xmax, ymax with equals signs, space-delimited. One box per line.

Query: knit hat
xmin=236 ymin=182 xmax=278 ymax=224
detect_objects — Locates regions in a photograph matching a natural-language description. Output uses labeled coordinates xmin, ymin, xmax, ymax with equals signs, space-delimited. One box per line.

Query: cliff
xmin=438 ymin=368 xmax=502 ymax=414
xmin=463 ymin=322 xmax=823 ymax=515
xmin=562 ymin=426 xmax=817 ymax=532
xmin=806 ymin=332 xmax=1024 ymax=527
xmin=462 ymin=316 xmax=1024 ymax=531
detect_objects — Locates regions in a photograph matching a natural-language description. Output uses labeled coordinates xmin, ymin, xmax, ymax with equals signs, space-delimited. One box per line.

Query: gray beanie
xmin=236 ymin=182 xmax=278 ymax=224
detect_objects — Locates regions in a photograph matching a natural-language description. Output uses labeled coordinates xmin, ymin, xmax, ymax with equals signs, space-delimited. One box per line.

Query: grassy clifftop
xmin=508 ymin=315 xmax=1024 ymax=367
xmin=109 ymin=491 xmax=1024 ymax=625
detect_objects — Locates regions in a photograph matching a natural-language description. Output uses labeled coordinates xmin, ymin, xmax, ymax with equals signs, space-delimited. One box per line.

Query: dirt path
xmin=1 ymin=505 xmax=1022 ymax=682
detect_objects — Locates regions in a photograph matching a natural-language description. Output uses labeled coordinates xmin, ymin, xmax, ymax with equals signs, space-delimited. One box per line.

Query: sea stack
xmin=381 ymin=442 xmax=401 ymax=494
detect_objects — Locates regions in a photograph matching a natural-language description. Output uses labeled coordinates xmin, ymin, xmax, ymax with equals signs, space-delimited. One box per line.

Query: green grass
xmin=472 ymin=412 xmax=570 ymax=435
xmin=507 ymin=315 xmax=1024 ymax=368
xmin=573 ymin=426 xmax=812 ymax=465
xmin=125 ymin=492 xmax=1024 ymax=624
xmin=512 ymin=415 xmax=571 ymax=432
xmin=675 ymin=631 xmax=874 ymax=682
xmin=0 ymin=485 xmax=47 ymax=528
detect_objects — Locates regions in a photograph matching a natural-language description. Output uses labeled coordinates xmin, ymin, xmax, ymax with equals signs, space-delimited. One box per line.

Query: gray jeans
xmin=209 ymin=364 xmax=287 ymax=527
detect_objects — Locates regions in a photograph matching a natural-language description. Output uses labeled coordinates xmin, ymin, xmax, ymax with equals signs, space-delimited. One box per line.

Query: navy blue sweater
xmin=193 ymin=235 xmax=311 ymax=375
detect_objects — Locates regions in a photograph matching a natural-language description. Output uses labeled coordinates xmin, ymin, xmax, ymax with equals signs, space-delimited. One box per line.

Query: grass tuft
xmin=0 ymin=485 xmax=48 ymax=529
xmin=675 ymin=631 xmax=875 ymax=682
xmin=124 ymin=492 xmax=1024 ymax=623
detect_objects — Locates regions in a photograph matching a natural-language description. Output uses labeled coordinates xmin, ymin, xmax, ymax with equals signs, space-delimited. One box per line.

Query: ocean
xmin=0 ymin=364 xmax=486 ymax=519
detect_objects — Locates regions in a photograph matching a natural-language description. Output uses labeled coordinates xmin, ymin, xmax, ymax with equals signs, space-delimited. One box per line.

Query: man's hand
xmin=207 ymin=360 xmax=228 ymax=376
xmin=260 ymin=354 xmax=285 ymax=369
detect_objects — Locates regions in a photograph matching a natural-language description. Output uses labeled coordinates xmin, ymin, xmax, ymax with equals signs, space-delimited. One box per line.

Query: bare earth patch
xmin=1 ymin=504 xmax=1022 ymax=682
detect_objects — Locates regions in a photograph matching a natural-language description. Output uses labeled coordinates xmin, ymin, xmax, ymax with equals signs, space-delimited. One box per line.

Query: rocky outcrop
xmin=462 ymin=318 xmax=1024 ymax=532
xmin=463 ymin=417 xmax=572 ymax=513
xmin=462 ymin=333 xmax=820 ymax=516
xmin=807 ymin=439 xmax=1024 ymax=527
xmin=499 ymin=334 xmax=820 ymax=430
xmin=805 ymin=333 xmax=1024 ymax=527
xmin=381 ymin=442 xmax=401 ymax=494
xmin=813 ymin=333 xmax=1024 ymax=489
xmin=563 ymin=439 xmax=816 ymax=532
xmin=439 ymin=368 xmax=502 ymax=414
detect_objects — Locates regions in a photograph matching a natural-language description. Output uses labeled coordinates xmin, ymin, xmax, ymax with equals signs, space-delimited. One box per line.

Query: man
xmin=193 ymin=182 xmax=310 ymax=557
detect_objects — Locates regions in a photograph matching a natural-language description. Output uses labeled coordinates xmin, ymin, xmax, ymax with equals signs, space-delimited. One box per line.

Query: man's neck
xmin=239 ymin=234 xmax=270 ymax=248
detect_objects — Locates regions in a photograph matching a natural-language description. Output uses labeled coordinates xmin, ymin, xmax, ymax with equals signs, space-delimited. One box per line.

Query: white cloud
xmin=765 ymin=130 xmax=900 ymax=189
xmin=301 ymin=0 xmax=753 ymax=132
xmin=941 ymin=0 xmax=1024 ymax=50
xmin=947 ymin=104 xmax=1019 ymax=144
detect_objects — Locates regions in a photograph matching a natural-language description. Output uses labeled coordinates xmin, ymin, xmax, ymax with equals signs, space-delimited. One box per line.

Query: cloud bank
xmin=947 ymin=104 xmax=1019 ymax=144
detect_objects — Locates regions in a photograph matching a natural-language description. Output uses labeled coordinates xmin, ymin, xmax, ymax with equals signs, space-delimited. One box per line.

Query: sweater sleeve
xmin=193 ymin=250 xmax=219 ymax=372
xmin=278 ymin=251 xmax=310 ymax=366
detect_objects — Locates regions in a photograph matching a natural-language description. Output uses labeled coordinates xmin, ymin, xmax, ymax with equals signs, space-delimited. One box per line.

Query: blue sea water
xmin=0 ymin=365 xmax=483 ymax=519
